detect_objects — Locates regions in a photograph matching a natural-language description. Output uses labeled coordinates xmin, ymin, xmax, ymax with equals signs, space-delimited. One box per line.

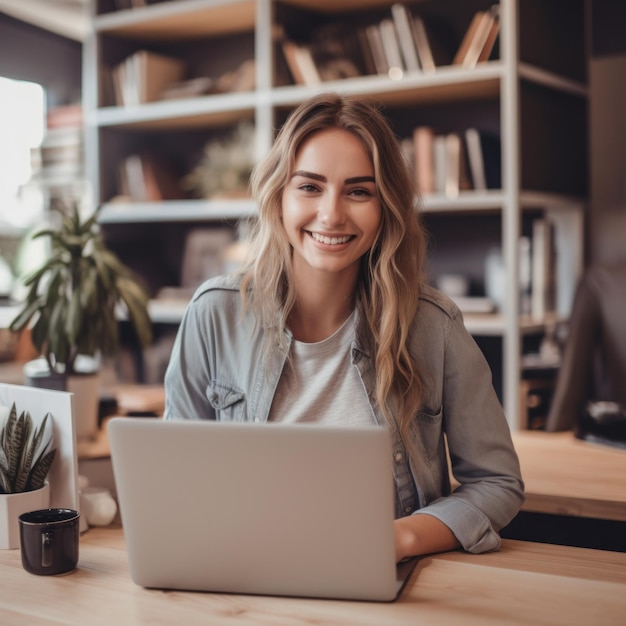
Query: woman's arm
xmin=394 ymin=513 xmax=459 ymax=561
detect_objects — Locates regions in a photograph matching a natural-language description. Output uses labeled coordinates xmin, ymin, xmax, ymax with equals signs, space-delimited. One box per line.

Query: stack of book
xmin=411 ymin=126 xmax=501 ymax=196
xmin=112 ymin=50 xmax=186 ymax=106
xmin=359 ymin=3 xmax=455 ymax=77
xmin=30 ymin=103 xmax=83 ymax=188
xmin=117 ymin=153 xmax=183 ymax=202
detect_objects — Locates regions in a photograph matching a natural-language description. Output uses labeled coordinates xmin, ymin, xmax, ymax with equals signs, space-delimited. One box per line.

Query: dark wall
xmin=0 ymin=13 xmax=82 ymax=108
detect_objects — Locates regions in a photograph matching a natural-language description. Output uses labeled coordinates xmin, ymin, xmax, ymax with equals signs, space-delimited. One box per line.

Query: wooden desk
xmin=512 ymin=430 xmax=626 ymax=522
xmin=0 ymin=526 xmax=624 ymax=625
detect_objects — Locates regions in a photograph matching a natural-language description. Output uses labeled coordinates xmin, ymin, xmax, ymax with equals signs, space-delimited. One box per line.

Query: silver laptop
xmin=108 ymin=417 xmax=417 ymax=602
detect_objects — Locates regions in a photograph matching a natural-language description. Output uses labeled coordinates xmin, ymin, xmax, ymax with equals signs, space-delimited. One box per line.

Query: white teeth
xmin=311 ymin=232 xmax=352 ymax=245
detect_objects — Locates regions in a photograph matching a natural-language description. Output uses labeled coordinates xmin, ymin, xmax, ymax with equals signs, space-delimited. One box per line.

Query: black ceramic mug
xmin=19 ymin=508 xmax=80 ymax=576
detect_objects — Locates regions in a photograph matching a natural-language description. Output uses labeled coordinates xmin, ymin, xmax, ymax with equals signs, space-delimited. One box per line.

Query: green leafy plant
xmin=9 ymin=203 xmax=153 ymax=375
xmin=0 ymin=403 xmax=56 ymax=494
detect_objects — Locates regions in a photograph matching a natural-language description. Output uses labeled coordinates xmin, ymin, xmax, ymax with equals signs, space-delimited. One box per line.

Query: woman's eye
xmin=297 ymin=183 xmax=319 ymax=193
xmin=349 ymin=187 xmax=373 ymax=198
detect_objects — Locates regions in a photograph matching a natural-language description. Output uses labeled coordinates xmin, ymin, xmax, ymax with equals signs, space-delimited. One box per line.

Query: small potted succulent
xmin=0 ymin=403 xmax=56 ymax=549
xmin=9 ymin=202 xmax=153 ymax=439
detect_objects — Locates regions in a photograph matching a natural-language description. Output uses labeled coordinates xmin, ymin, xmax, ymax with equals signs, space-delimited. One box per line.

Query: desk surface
xmin=1 ymin=526 xmax=624 ymax=625
xmin=511 ymin=430 xmax=626 ymax=521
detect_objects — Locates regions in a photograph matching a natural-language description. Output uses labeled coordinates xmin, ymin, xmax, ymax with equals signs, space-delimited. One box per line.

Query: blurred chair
xmin=545 ymin=262 xmax=626 ymax=431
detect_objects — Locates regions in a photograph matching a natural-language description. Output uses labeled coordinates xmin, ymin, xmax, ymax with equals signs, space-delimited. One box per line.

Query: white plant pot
xmin=0 ymin=482 xmax=51 ymax=550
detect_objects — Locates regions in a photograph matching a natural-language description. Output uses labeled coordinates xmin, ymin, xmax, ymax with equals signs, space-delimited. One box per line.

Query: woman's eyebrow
xmin=345 ymin=176 xmax=375 ymax=184
xmin=291 ymin=171 xmax=375 ymax=185
xmin=291 ymin=170 xmax=325 ymax=181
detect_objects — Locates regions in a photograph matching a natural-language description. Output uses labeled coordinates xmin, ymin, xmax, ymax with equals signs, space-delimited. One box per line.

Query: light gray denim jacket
xmin=164 ymin=275 xmax=525 ymax=553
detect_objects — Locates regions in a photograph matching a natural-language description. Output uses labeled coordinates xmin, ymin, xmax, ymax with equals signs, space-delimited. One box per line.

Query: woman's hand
xmin=394 ymin=514 xmax=460 ymax=562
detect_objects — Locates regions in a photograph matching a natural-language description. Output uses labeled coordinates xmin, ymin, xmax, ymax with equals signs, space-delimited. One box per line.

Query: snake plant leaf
xmin=1 ymin=403 xmax=18 ymax=452
xmin=0 ymin=466 xmax=11 ymax=494
xmin=27 ymin=448 xmax=56 ymax=492
xmin=0 ymin=445 xmax=7 ymax=474
xmin=6 ymin=412 xmax=26 ymax=486
xmin=16 ymin=412 xmax=52 ymax=493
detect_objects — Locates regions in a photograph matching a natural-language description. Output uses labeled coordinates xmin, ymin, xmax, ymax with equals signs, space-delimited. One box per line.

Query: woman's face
xmin=281 ymin=127 xmax=381 ymax=284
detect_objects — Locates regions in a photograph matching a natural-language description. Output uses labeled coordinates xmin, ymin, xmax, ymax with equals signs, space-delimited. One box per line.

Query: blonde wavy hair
xmin=240 ymin=92 xmax=427 ymax=435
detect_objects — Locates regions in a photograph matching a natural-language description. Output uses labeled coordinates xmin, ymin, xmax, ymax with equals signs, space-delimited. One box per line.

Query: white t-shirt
xmin=269 ymin=313 xmax=375 ymax=426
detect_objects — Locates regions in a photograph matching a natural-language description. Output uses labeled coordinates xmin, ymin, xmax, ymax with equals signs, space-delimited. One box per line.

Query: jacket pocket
xmin=413 ymin=407 xmax=444 ymax=461
xmin=206 ymin=381 xmax=246 ymax=421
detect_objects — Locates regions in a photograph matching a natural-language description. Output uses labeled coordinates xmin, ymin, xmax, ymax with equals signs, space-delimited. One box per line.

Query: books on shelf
xmin=277 ymin=3 xmax=463 ymax=85
xmin=453 ymin=5 xmax=500 ymax=68
xmin=413 ymin=127 xmax=497 ymax=196
xmin=117 ymin=154 xmax=183 ymax=202
xmin=112 ymin=50 xmax=186 ymax=106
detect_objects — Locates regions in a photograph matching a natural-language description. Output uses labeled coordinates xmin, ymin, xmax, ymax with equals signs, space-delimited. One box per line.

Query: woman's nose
xmin=317 ymin=192 xmax=345 ymax=226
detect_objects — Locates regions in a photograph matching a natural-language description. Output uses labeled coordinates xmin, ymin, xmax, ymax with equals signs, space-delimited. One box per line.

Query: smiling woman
xmin=163 ymin=92 xmax=524 ymax=564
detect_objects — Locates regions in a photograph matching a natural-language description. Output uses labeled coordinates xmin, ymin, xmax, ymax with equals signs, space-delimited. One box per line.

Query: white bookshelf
xmin=84 ymin=0 xmax=588 ymax=428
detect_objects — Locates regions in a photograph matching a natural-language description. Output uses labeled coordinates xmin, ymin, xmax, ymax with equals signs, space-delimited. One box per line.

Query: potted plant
xmin=0 ymin=403 xmax=56 ymax=549
xmin=9 ymin=203 xmax=153 ymax=439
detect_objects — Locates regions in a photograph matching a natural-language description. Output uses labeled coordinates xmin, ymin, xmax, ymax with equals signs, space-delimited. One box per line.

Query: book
xmin=356 ymin=27 xmax=379 ymax=76
xmin=453 ymin=6 xmax=499 ymax=69
xmin=379 ymin=18 xmax=405 ymax=77
xmin=46 ymin=103 xmax=82 ymax=129
xmin=443 ymin=133 xmax=472 ymax=198
xmin=138 ymin=50 xmax=186 ymax=103
xmin=410 ymin=15 xmax=436 ymax=72
xmin=453 ymin=11 xmax=487 ymax=66
xmin=531 ymin=218 xmax=556 ymax=320
xmin=413 ymin=126 xmax=435 ymax=194
xmin=410 ymin=14 xmax=456 ymax=70
xmin=281 ymin=40 xmax=321 ymax=86
xmin=464 ymin=129 xmax=501 ymax=190
xmin=464 ymin=128 xmax=487 ymax=190
xmin=391 ymin=3 xmax=421 ymax=73
xmin=478 ymin=6 xmax=501 ymax=63
xmin=364 ymin=24 xmax=389 ymax=75
xmin=112 ymin=50 xmax=186 ymax=106
xmin=444 ymin=133 xmax=462 ymax=198
xmin=118 ymin=154 xmax=182 ymax=202
xmin=433 ymin=134 xmax=448 ymax=195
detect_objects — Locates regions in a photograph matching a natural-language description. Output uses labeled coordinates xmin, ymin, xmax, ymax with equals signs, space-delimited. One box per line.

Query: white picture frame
xmin=0 ymin=383 xmax=79 ymax=514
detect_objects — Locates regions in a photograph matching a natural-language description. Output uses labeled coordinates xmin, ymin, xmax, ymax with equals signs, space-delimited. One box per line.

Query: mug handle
xmin=41 ymin=531 xmax=54 ymax=568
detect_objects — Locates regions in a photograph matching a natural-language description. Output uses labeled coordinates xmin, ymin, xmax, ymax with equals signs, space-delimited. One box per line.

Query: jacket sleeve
xmin=163 ymin=296 xmax=216 ymax=422
xmin=414 ymin=307 xmax=525 ymax=553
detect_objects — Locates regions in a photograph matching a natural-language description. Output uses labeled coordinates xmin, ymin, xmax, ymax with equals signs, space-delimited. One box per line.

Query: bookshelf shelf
xmin=95 ymin=93 xmax=257 ymax=129
xmin=85 ymin=0 xmax=589 ymax=428
xmin=99 ymin=199 xmax=257 ymax=223
xmin=94 ymin=0 xmax=256 ymax=39
xmin=270 ymin=62 xmax=503 ymax=107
